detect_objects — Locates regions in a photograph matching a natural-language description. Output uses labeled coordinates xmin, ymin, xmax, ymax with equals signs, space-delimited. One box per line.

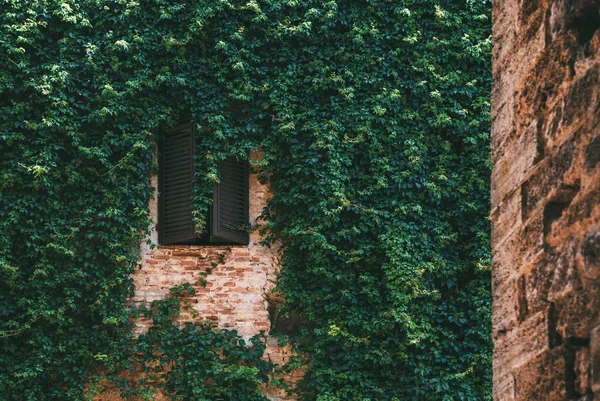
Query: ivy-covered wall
xmin=132 ymin=161 xmax=280 ymax=340
xmin=0 ymin=1 xmax=492 ymax=400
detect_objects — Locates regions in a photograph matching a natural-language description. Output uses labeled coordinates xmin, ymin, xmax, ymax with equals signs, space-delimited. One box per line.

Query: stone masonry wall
xmin=492 ymin=1 xmax=600 ymax=400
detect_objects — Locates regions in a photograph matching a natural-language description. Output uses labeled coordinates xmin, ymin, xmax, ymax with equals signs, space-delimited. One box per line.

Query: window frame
xmin=158 ymin=121 xmax=250 ymax=246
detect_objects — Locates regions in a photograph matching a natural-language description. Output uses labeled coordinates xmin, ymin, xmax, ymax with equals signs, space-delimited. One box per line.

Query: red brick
xmin=152 ymin=254 xmax=171 ymax=260
xmin=172 ymin=250 xmax=206 ymax=257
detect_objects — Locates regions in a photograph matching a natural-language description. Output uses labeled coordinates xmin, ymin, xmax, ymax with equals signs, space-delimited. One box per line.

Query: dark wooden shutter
xmin=211 ymin=157 xmax=249 ymax=245
xmin=159 ymin=122 xmax=197 ymax=245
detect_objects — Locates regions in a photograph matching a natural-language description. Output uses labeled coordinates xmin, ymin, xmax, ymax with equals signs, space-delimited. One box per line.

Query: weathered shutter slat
xmin=159 ymin=122 xmax=197 ymax=245
xmin=211 ymin=157 xmax=249 ymax=245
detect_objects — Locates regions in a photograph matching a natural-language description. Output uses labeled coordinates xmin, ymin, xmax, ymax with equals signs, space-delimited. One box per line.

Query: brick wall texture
xmin=126 ymin=164 xmax=297 ymax=401
xmin=492 ymin=1 xmax=600 ymax=400
xmin=134 ymin=172 xmax=278 ymax=339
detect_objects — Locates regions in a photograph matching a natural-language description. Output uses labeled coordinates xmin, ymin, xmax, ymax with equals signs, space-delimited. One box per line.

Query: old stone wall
xmin=492 ymin=1 xmax=600 ymax=400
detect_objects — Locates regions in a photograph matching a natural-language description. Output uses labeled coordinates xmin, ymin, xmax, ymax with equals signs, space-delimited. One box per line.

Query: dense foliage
xmin=130 ymin=284 xmax=273 ymax=401
xmin=0 ymin=1 xmax=491 ymax=400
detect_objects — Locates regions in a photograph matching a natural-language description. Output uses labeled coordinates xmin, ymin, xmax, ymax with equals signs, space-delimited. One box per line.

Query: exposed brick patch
xmin=130 ymin=168 xmax=297 ymax=401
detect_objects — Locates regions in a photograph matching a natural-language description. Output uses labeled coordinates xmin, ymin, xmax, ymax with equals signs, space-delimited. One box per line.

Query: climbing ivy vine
xmin=0 ymin=0 xmax=491 ymax=400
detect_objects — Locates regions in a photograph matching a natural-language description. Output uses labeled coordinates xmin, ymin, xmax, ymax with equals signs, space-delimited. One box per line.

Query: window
xmin=158 ymin=121 xmax=249 ymax=245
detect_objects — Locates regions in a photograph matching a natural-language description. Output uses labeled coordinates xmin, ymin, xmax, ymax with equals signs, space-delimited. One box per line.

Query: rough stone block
xmin=493 ymin=308 xmax=550 ymax=379
xmin=492 ymin=189 xmax=522 ymax=245
xmin=590 ymin=325 xmax=600 ymax=394
xmin=520 ymin=135 xmax=577 ymax=220
xmin=585 ymin=135 xmax=600 ymax=172
xmin=574 ymin=345 xmax=591 ymax=396
xmin=492 ymin=211 xmax=544 ymax=289
xmin=492 ymin=281 xmax=519 ymax=341
xmin=551 ymin=68 xmax=600 ymax=145
xmin=554 ymin=287 xmax=600 ymax=343
xmin=491 ymin=117 xmax=540 ymax=206
xmin=519 ymin=242 xmax=580 ymax=320
xmin=493 ymin=373 xmax=516 ymax=401
xmin=582 ymin=229 xmax=600 ymax=279
xmin=513 ymin=345 xmax=570 ymax=401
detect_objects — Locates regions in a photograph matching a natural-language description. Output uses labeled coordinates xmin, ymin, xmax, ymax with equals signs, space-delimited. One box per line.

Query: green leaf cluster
xmin=128 ymin=285 xmax=273 ymax=401
xmin=0 ymin=0 xmax=491 ymax=400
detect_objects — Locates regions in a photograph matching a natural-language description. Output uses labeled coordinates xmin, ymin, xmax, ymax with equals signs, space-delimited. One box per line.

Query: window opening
xmin=158 ymin=121 xmax=249 ymax=245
